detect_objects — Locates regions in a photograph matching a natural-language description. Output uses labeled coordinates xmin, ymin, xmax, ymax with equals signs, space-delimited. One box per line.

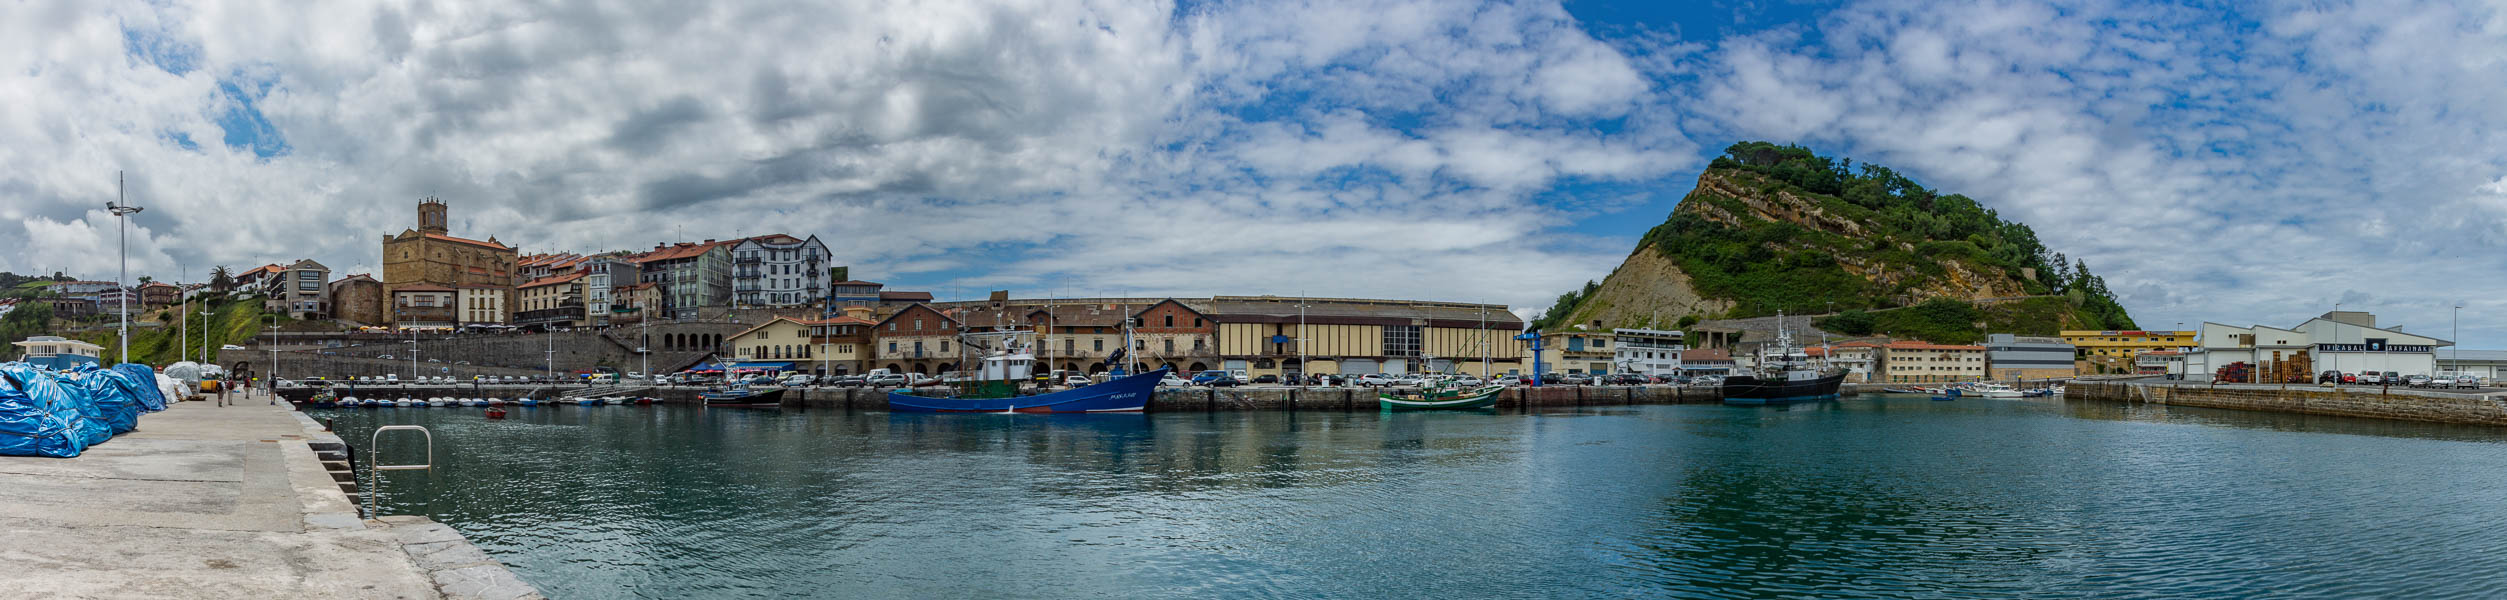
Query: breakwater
xmin=2069 ymin=381 xmax=2507 ymax=426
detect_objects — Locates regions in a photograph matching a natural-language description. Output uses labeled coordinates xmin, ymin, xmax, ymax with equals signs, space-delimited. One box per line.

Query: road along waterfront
xmin=319 ymin=394 xmax=2507 ymax=599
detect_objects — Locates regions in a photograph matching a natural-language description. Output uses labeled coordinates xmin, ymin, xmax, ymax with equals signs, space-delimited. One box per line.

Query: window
xmin=887 ymin=342 xmax=897 ymax=353
xmin=940 ymin=341 xmax=950 ymax=353
xmin=1164 ymin=339 xmax=1175 ymax=353
xmin=1383 ymin=326 xmax=1422 ymax=357
xmin=1193 ymin=318 xmax=1203 ymax=327
xmin=1093 ymin=339 xmax=1104 ymax=351
xmin=1164 ymin=315 xmax=1174 ymax=327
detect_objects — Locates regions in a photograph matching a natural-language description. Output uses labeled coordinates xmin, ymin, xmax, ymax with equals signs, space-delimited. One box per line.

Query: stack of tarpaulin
xmin=0 ymin=362 xmax=169 ymax=458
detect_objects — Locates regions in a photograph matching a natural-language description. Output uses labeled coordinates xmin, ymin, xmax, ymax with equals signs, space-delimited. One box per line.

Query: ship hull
xmin=1721 ymin=372 xmax=1847 ymax=405
xmin=887 ymin=368 xmax=1165 ymax=413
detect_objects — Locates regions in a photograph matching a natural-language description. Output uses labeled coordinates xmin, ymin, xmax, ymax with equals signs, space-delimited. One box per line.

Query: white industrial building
xmin=1612 ymin=328 xmax=1683 ymax=375
xmin=2184 ymin=311 xmax=2448 ymax=381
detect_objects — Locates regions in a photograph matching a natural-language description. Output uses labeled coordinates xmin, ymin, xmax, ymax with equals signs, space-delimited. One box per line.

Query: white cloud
xmin=0 ymin=0 xmax=1686 ymax=316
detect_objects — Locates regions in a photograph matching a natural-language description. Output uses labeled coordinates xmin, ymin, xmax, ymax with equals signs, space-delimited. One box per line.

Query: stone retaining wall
xmin=2069 ymin=381 xmax=2507 ymax=426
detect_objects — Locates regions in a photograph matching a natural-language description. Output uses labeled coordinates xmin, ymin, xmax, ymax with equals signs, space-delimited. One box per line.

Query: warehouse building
xmin=2183 ymin=312 xmax=2448 ymax=382
xmin=1206 ymin=296 xmax=1525 ymax=379
xmin=1984 ymin=334 xmax=2077 ymax=381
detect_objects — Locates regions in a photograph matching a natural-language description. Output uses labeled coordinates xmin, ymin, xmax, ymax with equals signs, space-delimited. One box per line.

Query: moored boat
xmin=1378 ymin=385 xmax=1502 ymax=411
xmin=1722 ymin=311 xmax=1847 ymax=406
xmin=701 ymin=385 xmax=785 ymax=407
xmin=889 ymin=368 xmax=1164 ymax=413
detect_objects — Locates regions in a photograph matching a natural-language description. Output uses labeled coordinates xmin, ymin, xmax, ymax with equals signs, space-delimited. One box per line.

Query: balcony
xmin=735 ymin=256 xmax=762 ymax=265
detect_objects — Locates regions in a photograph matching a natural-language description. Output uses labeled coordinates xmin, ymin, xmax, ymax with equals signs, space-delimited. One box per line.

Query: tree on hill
xmin=210 ymin=266 xmax=235 ymax=293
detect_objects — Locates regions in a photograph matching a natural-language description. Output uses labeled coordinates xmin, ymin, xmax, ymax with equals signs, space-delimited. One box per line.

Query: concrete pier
xmin=0 ymin=391 xmax=537 ymax=599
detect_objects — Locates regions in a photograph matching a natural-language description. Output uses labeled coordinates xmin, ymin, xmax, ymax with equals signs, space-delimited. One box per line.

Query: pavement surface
xmin=0 ymin=389 xmax=536 ymax=599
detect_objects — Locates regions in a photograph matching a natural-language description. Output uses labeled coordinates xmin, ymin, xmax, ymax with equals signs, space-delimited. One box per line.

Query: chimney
xmin=703 ymin=239 xmax=715 ymax=244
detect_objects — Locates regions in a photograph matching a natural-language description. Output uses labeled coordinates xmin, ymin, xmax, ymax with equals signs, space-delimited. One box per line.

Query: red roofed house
xmin=629 ymin=239 xmax=733 ymax=320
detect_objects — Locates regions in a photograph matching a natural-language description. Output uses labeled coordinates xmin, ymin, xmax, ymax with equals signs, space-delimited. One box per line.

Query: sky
xmin=4 ymin=0 xmax=2505 ymax=346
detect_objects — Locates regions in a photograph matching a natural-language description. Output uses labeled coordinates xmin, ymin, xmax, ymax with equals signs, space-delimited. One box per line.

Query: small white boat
xmin=603 ymin=396 xmax=624 ymax=405
xmin=396 ymin=398 xmax=415 ymax=407
xmin=1973 ymin=384 xmax=2025 ymax=398
xmin=487 ymin=398 xmax=506 ymax=406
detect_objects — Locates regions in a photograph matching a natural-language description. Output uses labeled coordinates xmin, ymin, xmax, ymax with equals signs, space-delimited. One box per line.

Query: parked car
xmin=1452 ymin=376 xmax=1484 ymax=386
xmin=378 ymin=354 xmax=394 ymax=360
xmin=866 ymin=373 xmax=908 ymax=387
xmin=781 ymin=374 xmax=815 ymax=386
xmin=2358 ymin=371 xmax=2384 ymax=385
xmin=2452 ymin=375 xmax=2482 ymax=389
xmin=1191 ymin=370 xmax=1236 ymax=386
xmin=2403 ymin=374 xmax=2432 ymax=387
xmin=1062 ymin=375 xmax=1093 ymax=387
xmin=1229 ymin=369 xmax=1250 ymax=384
xmin=1537 ymin=372 xmax=1563 ymax=385
xmin=1560 ymin=374 xmax=1594 ymax=386
xmin=1251 ymin=374 xmax=1280 ymax=385
xmin=1605 ymin=374 xmax=1648 ymax=386
xmin=1159 ymin=374 xmax=1189 ymax=387
xmin=1354 ymin=373 xmax=1393 ymax=387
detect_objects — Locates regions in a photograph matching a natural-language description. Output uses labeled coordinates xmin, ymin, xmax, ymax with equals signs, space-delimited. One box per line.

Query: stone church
xmin=381 ymin=198 xmax=517 ymax=324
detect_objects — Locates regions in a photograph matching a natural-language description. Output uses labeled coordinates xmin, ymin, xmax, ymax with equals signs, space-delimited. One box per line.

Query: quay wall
xmin=295 ymin=382 xmax=1926 ymax=411
xmin=2069 ymin=381 xmax=2507 ymax=426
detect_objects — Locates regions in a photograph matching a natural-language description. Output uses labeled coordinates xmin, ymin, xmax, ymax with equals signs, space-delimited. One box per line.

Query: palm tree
xmin=209 ymin=266 xmax=234 ymax=293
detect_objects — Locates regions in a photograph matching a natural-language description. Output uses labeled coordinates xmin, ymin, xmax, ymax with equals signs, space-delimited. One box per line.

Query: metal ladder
xmin=363 ymin=425 xmax=433 ymax=518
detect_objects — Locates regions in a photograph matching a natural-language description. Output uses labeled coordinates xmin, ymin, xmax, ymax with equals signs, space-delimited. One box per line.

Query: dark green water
xmin=315 ymin=396 xmax=2507 ymax=599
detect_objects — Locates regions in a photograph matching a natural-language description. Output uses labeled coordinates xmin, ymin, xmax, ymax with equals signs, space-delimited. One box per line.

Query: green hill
xmin=1535 ymin=141 xmax=2135 ymax=341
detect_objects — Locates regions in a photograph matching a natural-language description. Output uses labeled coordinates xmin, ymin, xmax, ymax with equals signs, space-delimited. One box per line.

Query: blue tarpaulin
xmin=0 ymin=364 xmax=95 ymax=456
xmin=0 ymin=376 xmax=81 ymax=458
xmin=113 ymin=364 xmax=168 ymax=412
xmin=65 ymin=365 xmax=140 ymax=436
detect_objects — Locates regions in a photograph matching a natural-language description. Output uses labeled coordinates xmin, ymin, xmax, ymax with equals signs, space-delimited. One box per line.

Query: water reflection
xmin=319 ymin=396 xmax=2507 ymax=599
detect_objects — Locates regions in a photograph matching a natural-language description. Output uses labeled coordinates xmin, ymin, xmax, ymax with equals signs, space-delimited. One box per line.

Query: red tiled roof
xmin=879 ymin=291 xmax=933 ymax=301
xmin=519 ymin=272 xmax=587 ymax=288
xmin=630 ymin=241 xmax=726 ymax=264
xmin=423 ymin=233 xmax=511 ymax=251
xmin=394 ymin=284 xmax=454 ymax=292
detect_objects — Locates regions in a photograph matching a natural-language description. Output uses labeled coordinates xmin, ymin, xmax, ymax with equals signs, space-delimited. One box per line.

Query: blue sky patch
xmin=214 ymin=74 xmax=290 ymax=158
xmin=121 ymin=27 xmax=198 ymax=75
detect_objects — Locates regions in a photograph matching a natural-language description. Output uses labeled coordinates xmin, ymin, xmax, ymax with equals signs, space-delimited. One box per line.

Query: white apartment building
xmin=730 ymin=234 xmax=833 ymax=307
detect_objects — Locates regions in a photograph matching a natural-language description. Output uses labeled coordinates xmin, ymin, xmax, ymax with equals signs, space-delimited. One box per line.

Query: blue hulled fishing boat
xmin=886 ymin=325 xmax=1161 ymax=413
xmin=888 ymin=367 xmax=1165 ymax=413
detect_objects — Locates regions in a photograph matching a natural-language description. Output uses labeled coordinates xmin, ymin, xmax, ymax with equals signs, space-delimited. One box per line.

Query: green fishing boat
xmin=1379 ymin=385 xmax=1503 ymax=411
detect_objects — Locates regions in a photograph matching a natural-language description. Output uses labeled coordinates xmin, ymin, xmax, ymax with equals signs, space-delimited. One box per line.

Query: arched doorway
xmin=1188 ymin=362 xmax=1207 ymax=372
xmin=884 ymin=363 xmax=903 ymax=373
xmin=913 ymin=364 xmax=929 ymax=375
xmin=936 ymin=363 xmax=956 ymax=376
xmin=1062 ymin=362 xmax=1078 ymax=372
xmin=1087 ymin=362 xmax=1106 ymax=374
xmin=1161 ymin=362 xmax=1178 ymax=373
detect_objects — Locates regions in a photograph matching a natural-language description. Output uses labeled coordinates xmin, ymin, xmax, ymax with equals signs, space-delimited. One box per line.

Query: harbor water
xmin=315 ymin=395 xmax=2507 ymax=599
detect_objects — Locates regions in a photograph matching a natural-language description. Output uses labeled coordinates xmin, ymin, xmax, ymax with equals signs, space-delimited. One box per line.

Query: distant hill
xmin=1534 ymin=141 xmax=2136 ymax=343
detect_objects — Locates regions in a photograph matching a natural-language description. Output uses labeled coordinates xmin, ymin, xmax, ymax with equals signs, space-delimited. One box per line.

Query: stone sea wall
xmin=2069 ymin=381 xmax=2507 ymax=426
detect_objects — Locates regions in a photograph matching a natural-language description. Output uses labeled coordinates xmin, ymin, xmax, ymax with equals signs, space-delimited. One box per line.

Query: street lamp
xmin=263 ymin=314 xmax=279 ymax=403
xmin=2332 ymin=302 xmax=2342 ymax=382
xmin=107 ymin=177 xmax=143 ymax=364
xmin=2452 ymin=303 xmax=2462 ymax=376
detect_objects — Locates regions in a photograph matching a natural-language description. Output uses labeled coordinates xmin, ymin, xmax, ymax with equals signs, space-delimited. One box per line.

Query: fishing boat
xmin=1882 ymin=387 xmax=1926 ymax=394
xmin=1722 ymin=311 xmax=1848 ymax=406
xmin=1378 ymin=385 xmax=1503 ymax=411
xmin=1931 ymin=388 xmax=1961 ymax=401
xmin=887 ymin=329 xmax=1160 ymax=413
xmin=701 ymin=384 xmax=785 ymax=407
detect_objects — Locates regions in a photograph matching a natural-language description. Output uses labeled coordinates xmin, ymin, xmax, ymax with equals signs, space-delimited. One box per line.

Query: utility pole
xmin=178 ymin=263 xmax=187 ymax=364
xmin=2453 ymin=304 xmax=2462 ymax=376
xmin=108 ymin=171 xmax=144 ymax=364
xmin=1296 ymin=293 xmax=1308 ymax=387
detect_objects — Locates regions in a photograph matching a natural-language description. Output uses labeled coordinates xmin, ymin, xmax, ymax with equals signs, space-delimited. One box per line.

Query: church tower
xmin=418 ymin=196 xmax=448 ymax=234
